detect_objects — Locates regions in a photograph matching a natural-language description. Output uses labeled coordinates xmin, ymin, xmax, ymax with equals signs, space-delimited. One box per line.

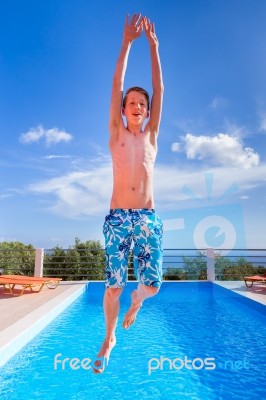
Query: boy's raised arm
xmin=109 ymin=14 xmax=143 ymax=140
xmin=144 ymin=17 xmax=164 ymax=136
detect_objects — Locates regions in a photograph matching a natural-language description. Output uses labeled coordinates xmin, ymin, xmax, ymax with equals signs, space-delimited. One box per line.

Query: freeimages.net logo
xmin=162 ymin=172 xmax=246 ymax=252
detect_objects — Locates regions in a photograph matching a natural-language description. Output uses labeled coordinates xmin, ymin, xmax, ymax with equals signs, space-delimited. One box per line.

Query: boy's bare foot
xmin=122 ymin=290 xmax=142 ymax=329
xmin=92 ymin=336 xmax=116 ymax=374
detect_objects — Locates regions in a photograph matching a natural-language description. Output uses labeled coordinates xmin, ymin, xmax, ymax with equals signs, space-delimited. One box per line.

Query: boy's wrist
xmin=122 ymin=35 xmax=134 ymax=46
xmin=149 ymin=41 xmax=159 ymax=50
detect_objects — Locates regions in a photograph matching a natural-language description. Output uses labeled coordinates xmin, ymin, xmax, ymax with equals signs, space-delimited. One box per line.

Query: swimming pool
xmin=0 ymin=282 xmax=265 ymax=399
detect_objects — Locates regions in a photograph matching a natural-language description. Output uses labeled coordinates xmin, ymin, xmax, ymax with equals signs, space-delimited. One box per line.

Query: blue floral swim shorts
xmin=103 ymin=208 xmax=163 ymax=288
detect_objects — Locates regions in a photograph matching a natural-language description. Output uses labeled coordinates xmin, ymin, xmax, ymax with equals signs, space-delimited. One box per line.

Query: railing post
xmin=34 ymin=248 xmax=44 ymax=277
xmin=206 ymin=248 xmax=215 ymax=282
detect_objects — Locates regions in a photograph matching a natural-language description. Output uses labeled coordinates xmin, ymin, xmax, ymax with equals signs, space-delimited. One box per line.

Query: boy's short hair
xmin=122 ymin=87 xmax=150 ymax=111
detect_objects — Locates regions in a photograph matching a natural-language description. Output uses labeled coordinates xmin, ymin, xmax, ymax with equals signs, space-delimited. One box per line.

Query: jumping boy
xmin=93 ymin=14 xmax=164 ymax=373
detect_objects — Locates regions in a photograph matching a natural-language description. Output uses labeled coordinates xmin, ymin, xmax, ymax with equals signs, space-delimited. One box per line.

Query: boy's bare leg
xmin=122 ymin=283 xmax=159 ymax=329
xmin=93 ymin=287 xmax=123 ymax=373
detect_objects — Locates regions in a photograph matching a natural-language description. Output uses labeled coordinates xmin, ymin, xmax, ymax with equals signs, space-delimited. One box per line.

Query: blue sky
xmin=1 ymin=0 xmax=266 ymax=250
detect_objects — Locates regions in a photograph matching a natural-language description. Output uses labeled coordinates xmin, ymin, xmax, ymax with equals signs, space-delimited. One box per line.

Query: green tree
xmin=163 ymin=267 xmax=187 ymax=280
xmin=43 ymin=238 xmax=105 ymax=281
xmin=72 ymin=238 xmax=105 ymax=280
xmin=182 ymin=251 xmax=207 ymax=280
xmin=0 ymin=241 xmax=35 ymax=275
xmin=44 ymin=246 xmax=73 ymax=280
xmin=214 ymin=254 xmax=234 ymax=280
xmin=221 ymin=256 xmax=256 ymax=280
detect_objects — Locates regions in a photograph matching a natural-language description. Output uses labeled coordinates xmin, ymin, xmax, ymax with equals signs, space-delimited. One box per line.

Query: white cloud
xmin=154 ymin=163 xmax=266 ymax=211
xmin=209 ymin=96 xmax=228 ymax=110
xmin=171 ymin=142 xmax=181 ymax=152
xmin=223 ymin=121 xmax=246 ymax=138
xmin=27 ymin=152 xmax=266 ymax=218
xmin=20 ymin=125 xmax=73 ymax=146
xmin=259 ymin=112 xmax=266 ymax=133
xmin=43 ymin=155 xmax=72 ymax=160
xmin=29 ymin=159 xmax=113 ymax=217
xmin=0 ymin=194 xmax=13 ymax=200
xmin=183 ymin=133 xmax=259 ymax=169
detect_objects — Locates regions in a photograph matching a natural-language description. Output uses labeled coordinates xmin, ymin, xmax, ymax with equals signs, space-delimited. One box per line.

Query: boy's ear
xmin=122 ymin=107 xmax=125 ymax=115
xmin=146 ymin=110 xmax=150 ymax=118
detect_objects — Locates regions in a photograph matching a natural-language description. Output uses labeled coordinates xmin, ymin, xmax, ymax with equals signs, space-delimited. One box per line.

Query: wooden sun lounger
xmin=243 ymin=273 xmax=266 ymax=288
xmin=0 ymin=275 xmax=62 ymax=296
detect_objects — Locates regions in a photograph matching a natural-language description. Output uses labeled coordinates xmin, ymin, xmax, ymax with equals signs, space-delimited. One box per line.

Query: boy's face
xmin=122 ymin=91 xmax=149 ymax=125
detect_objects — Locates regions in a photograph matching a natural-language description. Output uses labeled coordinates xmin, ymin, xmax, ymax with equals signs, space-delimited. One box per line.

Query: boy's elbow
xmin=112 ymin=76 xmax=123 ymax=91
xmin=153 ymin=83 xmax=164 ymax=95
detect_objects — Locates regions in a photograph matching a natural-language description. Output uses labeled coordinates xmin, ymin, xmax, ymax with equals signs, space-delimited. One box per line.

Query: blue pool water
xmin=0 ymin=282 xmax=265 ymax=400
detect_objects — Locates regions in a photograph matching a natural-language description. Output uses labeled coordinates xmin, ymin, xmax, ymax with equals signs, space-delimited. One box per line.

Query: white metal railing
xmin=0 ymin=247 xmax=265 ymax=282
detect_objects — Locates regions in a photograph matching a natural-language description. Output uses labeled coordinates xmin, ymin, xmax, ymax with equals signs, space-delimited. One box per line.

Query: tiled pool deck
xmin=0 ymin=281 xmax=87 ymax=367
xmin=214 ymin=280 xmax=266 ymax=305
xmin=0 ymin=280 xmax=265 ymax=367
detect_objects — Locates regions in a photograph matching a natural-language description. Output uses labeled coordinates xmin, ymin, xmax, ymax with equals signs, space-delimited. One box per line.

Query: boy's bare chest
xmin=111 ymin=133 xmax=157 ymax=165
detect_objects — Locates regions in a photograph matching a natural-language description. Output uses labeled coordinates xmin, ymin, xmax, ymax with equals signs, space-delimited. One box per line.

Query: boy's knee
xmin=139 ymin=283 xmax=159 ymax=296
xmin=105 ymin=287 xmax=123 ymax=301
xmin=149 ymin=286 xmax=159 ymax=296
